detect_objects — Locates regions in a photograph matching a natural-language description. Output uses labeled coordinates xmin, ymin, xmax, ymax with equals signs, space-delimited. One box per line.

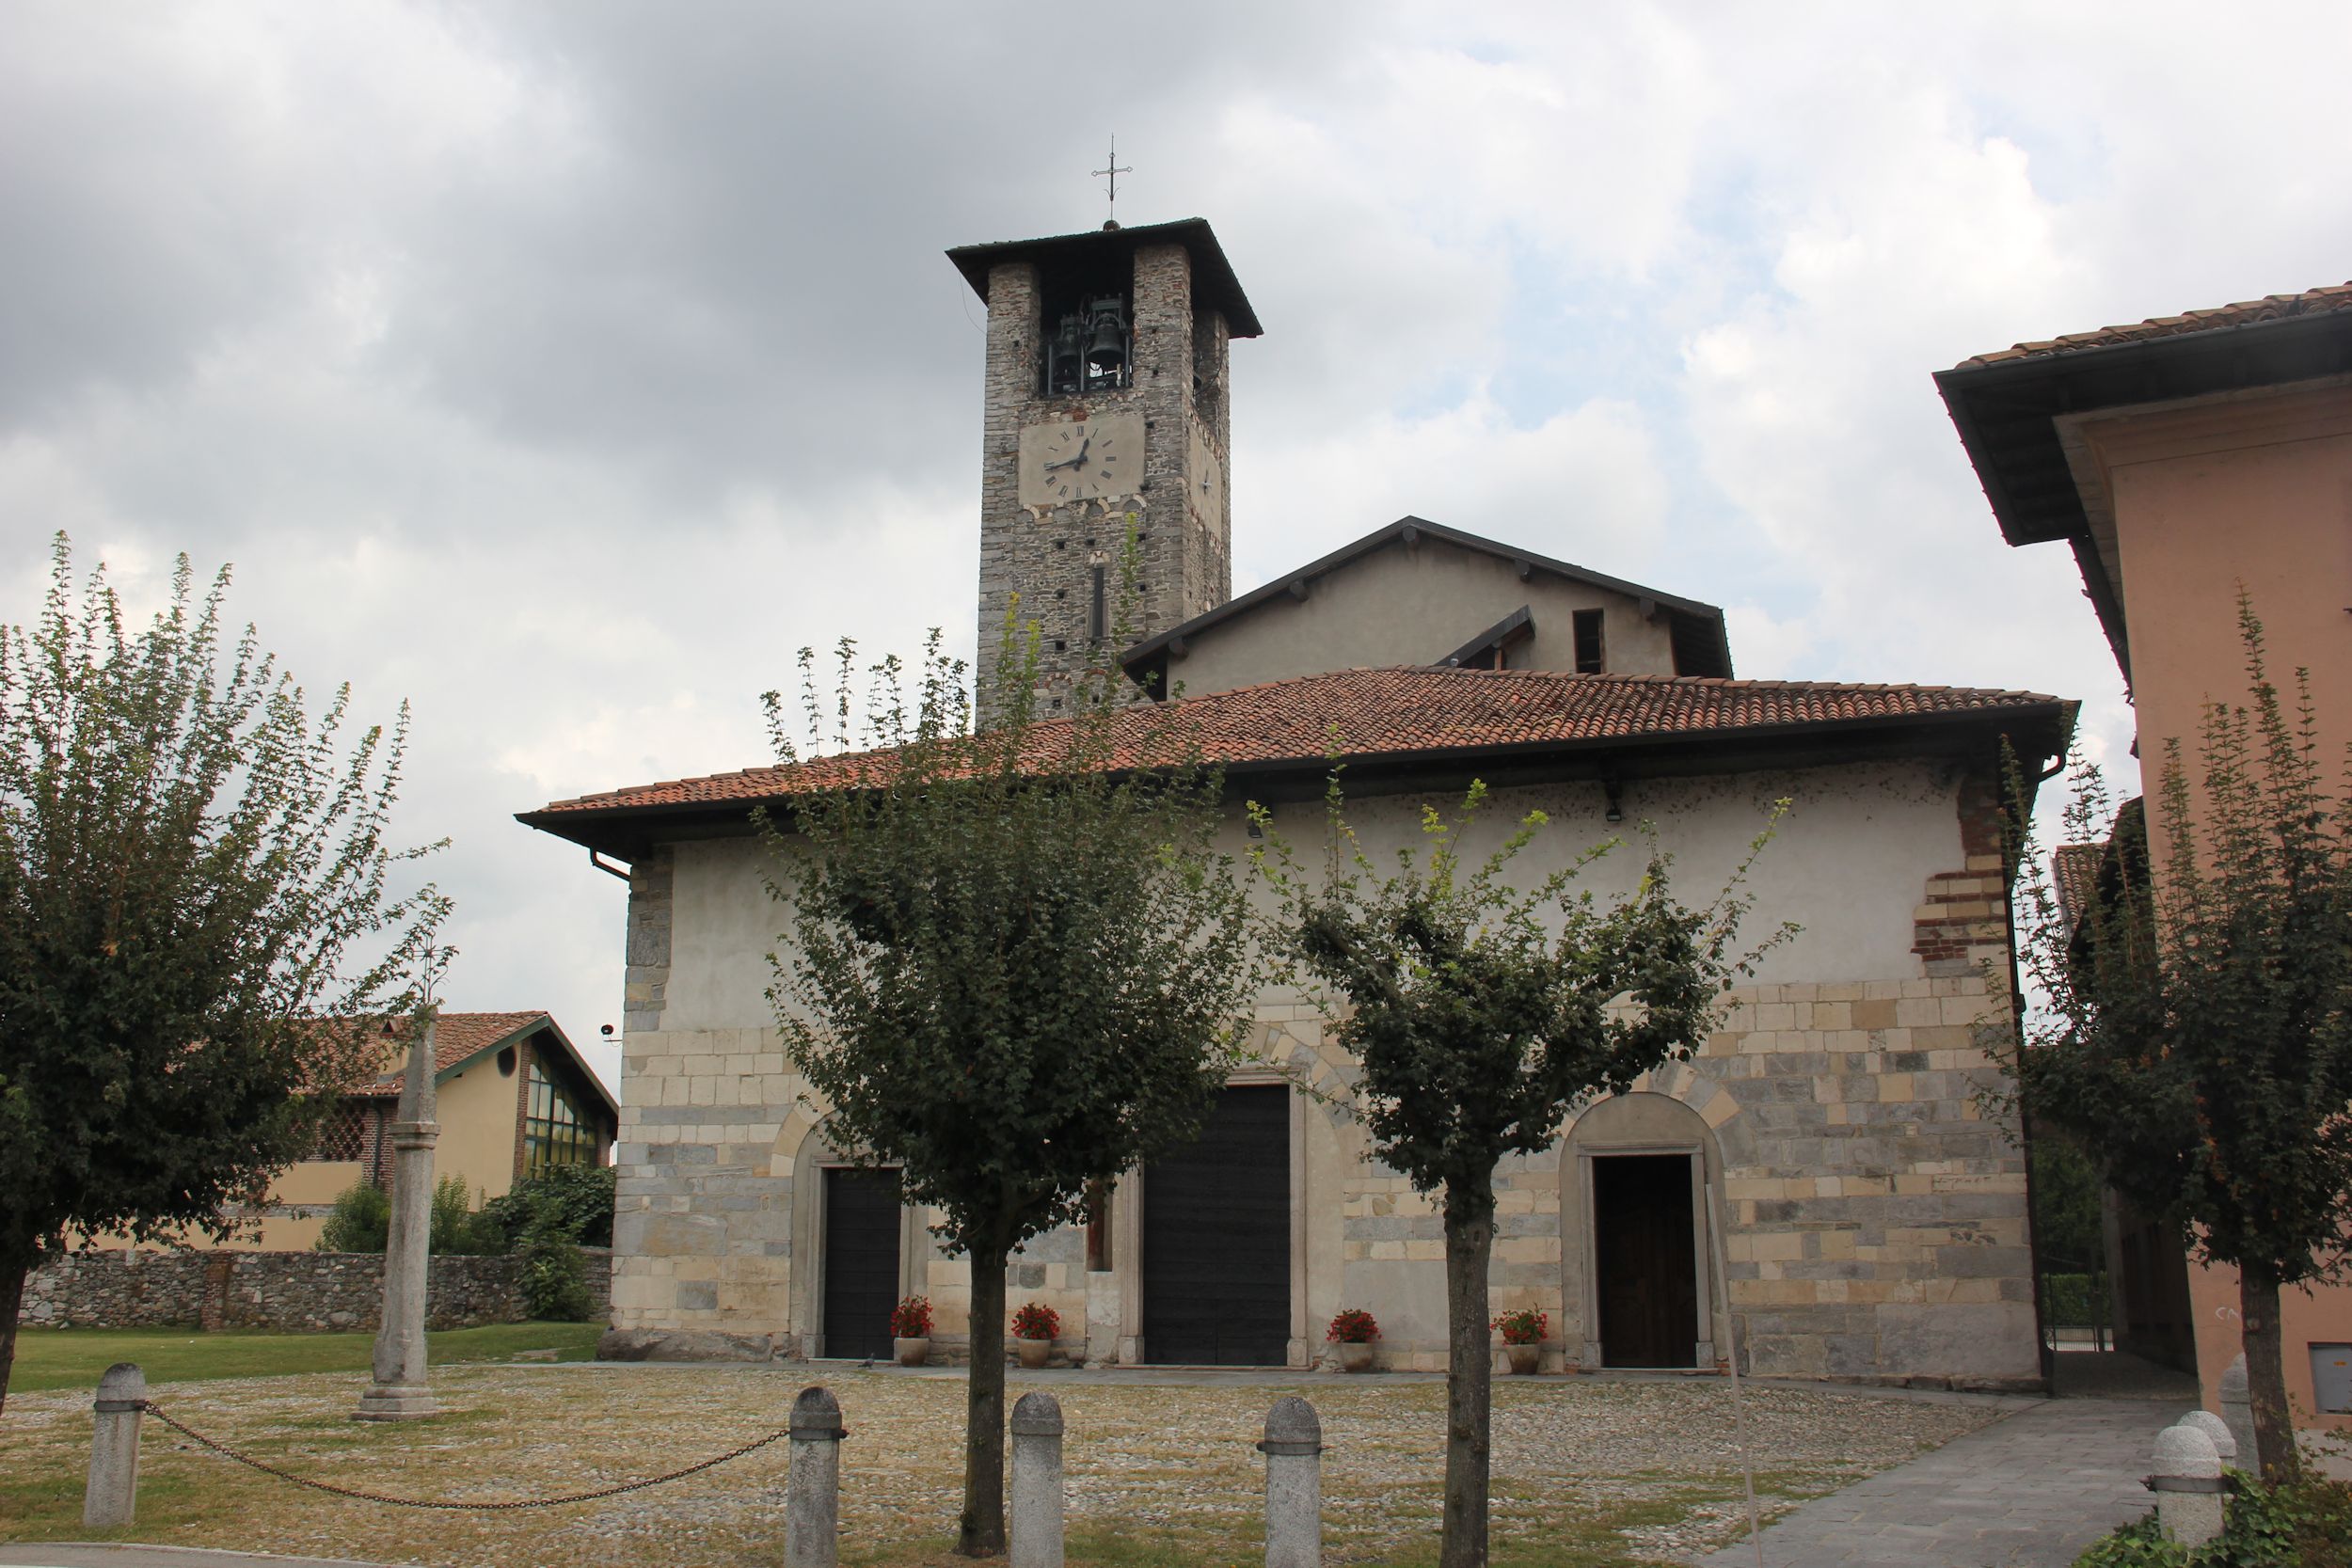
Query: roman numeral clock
xmin=1018 ymin=414 xmax=1143 ymax=506
xmin=946 ymin=216 xmax=1261 ymax=719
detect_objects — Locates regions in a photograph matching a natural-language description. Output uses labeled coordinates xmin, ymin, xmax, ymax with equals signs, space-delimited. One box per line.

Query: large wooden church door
xmin=822 ymin=1166 xmax=901 ymax=1360
xmin=1142 ymin=1085 xmax=1291 ymax=1365
xmin=1594 ymin=1154 xmax=1700 ymax=1368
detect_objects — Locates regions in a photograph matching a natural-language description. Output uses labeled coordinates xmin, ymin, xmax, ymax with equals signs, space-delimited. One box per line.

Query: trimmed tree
xmin=760 ymin=625 xmax=1255 ymax=1557
xmin=1259 ymin=775 xmax=1786 ymax=1568
xmin=2009 ymin=600 xmax=2352 ymax=1481
xmin=0 ymin=537 xmax=449 ymax=1412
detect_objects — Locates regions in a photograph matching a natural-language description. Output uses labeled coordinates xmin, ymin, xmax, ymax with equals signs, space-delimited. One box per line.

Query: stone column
xmin=2177 ymin=1409 xmax=2238 ymax=1468
xmin=83 ymin=1362 xmax=146 ymax=1527
xmin=357 ymin=1016 xmax=439 ymax=1420
xmin=1259 ymin=1396 xmax=1323 ymax=1568
xmin=2150 ymin=1424 xmax=2225 ymax=1548
xmin=1010 ymin=1391 xmax=1065 ymax=1568
xmin=1084 ymin=1270 xmax=1120 ymax=1368
xmin=2219 ymin=1353 xmax=2256 ymax=1471
xmin=786 ymin=1386 xmax=845 ymax=1568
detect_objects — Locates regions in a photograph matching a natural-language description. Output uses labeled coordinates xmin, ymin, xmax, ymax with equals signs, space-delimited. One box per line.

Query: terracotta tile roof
xmin=362 ymin=1010 xmax=549 ymax=1097
xmin=529 ymin=666 xmax=2068 ymax=818
xmin=2052 ymin=843 xmax=2103 ymax=931
xmin=1955 ymin=281 xmax=2352 ymax=368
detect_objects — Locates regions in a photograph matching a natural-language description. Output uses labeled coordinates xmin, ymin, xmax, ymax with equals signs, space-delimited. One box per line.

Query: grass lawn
xmin=6 ymin=1321 xmax=604 ymax=1394
xmin=0 ymin=1362 xmax=2006 ymax=1567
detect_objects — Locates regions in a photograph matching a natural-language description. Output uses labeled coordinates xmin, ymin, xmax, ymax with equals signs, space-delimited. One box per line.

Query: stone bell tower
xmin=946 ymin=218 xmax=1261 ymax=720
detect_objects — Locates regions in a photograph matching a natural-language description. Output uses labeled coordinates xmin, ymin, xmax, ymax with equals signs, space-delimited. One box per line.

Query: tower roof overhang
xmin=946 ymin=217 xmax=1263 ymax=339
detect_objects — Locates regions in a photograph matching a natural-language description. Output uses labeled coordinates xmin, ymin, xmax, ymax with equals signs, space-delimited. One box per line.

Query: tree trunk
xmin=2238 ymin=1264 xmax=2301 ymax=1483
xmin=958 ymin=1237 xmax=1010 ymax=1557
xmin=1439 ymin=1196 xmax=1495 ymax=1568
xmin=0 ymin=1248 xmax=27 ymax=1418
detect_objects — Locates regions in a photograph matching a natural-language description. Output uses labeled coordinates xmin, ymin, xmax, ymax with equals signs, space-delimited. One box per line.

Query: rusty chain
xmin=136 ymin=1400 xmax=796 ymax=1511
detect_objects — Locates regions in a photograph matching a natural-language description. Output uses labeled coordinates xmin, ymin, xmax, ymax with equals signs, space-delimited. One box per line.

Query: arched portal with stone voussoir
xmin=783 ymin=1116 xmax=927 ymax=1361
xmin=1561 ymin=1088 xmax=1732 ymax=1370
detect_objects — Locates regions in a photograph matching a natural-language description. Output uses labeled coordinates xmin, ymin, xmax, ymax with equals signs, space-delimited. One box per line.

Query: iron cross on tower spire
xmin=1092 ymin=136 xmax=1132 ymax=229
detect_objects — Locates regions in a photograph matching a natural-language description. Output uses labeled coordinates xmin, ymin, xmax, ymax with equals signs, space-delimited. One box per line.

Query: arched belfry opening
xmin=1563 ymin=1091 xmax=1726 ymax=1370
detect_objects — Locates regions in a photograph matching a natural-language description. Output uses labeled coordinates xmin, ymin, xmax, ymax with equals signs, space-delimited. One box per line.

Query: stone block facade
xmin=603 ymin=756 xmax=2041 ymax=1390
xmin=23 ymin=1247 xmax=614 ymax=1333
xmin=606 ymin=973 xmax=2031 ymax=1386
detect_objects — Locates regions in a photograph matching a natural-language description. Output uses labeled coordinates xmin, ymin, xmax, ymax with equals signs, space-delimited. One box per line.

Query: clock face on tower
xmin=1018 ymin=413 xmax=1145 ymax=507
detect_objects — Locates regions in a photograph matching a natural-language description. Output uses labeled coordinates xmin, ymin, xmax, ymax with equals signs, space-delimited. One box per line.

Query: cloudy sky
xmin=7 ymin=2 xmax=2349 ymax=1094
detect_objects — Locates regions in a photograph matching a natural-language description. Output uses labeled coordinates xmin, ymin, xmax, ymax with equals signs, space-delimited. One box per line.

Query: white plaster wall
xmin=1238 ymin=758 xmax=1963 ymax=992
xmin=656 ymin=756 xmax=1964 ymax=1036
xmin=663 ymin=838 xmax=795 ymax=1036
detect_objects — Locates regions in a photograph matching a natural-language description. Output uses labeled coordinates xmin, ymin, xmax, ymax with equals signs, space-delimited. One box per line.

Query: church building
xmin=519 ymin=217 xmax=2075 ymax=1388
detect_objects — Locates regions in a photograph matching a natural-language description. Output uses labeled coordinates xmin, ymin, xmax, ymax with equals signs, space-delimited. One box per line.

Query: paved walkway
xmin=1694 ymin=1395 xmax=2184 ymax=1568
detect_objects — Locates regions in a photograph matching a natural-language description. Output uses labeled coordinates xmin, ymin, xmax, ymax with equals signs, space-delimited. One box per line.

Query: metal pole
xmin=1706 ymin=1182 xmax=1764 ymax=1568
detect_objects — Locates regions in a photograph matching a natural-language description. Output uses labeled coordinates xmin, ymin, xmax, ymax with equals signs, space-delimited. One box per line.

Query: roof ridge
xmin=523 ymin=665 xmax=2075 ymax=821
xmin=1184 ymin=663 xmax=2058 ymax=704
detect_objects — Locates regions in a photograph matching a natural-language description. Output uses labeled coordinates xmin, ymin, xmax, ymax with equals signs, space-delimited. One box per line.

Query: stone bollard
xmin=2176 ymin=1409 xmax=2237 ymax=1468
xmin=785 ymin=1386 xmax=845 ymax=1568
xmin=2219 ymin=1353 xmax=2256 ymax=1472
xmin=1259 ymin=1396 xmax=1323 ymax=1568
xmin=2149 ymin=1423 xmax=2224 ymax=1548
xmin=1009 ymin=1391 xmax=1065 ymax=1568
xmin=84 ymin=1362 xmax=147 ymax=1528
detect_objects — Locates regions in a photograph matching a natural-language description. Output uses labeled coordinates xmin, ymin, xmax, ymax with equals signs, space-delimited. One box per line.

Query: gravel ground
xmin=0 ymin=1364 xmax=2012 ymax=1566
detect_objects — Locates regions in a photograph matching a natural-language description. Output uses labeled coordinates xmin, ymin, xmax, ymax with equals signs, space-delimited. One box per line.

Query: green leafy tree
xmin=2030 ymin=1132 xmax=2106 ymax=1275
xmin=1259 ymin=777 xmax=1786 ymax=1568
xmin=485 ymin=1163 xmax=617 ymax=1249
xmin=316 ymin=1180 xmax=393 ymax=1253
xmin=0 ymin=537 xmax=447 ymax=1412
xmin=428 ymin=1175 xmax=505 ymax=1257
xmin=760 ymin=614 xmax=1256 ymax=1557
xmin=515 ymin=1231 xmax=595 ymax=1321
xmin=2010 ymin=600 xmax=2352 ymax=1482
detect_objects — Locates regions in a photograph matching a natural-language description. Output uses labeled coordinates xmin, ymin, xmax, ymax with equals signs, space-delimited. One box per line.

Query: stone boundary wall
xmin=24 ymin=1247 xmax=614 ymax=1332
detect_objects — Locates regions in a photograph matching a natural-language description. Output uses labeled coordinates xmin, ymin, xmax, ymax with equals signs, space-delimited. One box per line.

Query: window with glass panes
xmin=524 ymin=1060 xmax=598 ymax=1171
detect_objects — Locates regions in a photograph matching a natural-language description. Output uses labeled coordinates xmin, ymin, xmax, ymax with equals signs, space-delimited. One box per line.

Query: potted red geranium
xmin=1011 ymin=1301 xmax=1059 ymax=1370
xmin=1491 ymin=1307 xmax=1546 ymax=1375
xmin=890 ymin=1295 xmax=933 ymax=1367
xmin=1327 ymin=1307 xmax=1378 ymax=1372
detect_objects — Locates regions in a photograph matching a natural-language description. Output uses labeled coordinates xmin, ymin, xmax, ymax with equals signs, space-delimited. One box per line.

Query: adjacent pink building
xmin=1938 ymin=281 xmax=2352 ymax=1434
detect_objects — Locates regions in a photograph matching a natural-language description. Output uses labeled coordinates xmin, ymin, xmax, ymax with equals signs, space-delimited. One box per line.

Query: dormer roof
xmin=1120 ymin=516 xmax=1733 ymax=696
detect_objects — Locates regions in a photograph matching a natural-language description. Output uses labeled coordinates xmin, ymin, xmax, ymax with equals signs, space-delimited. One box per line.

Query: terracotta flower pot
xmin=894 ymin=1337 xmax=930 ymax=1368
xmin=1503 ymin=1342 xmax=1541 ymax=1375
xmin=1335 ymin=1339 xmax=1375 ymax=1372
xmin=1016 ymin=1337 xmax=1052 ymax=1370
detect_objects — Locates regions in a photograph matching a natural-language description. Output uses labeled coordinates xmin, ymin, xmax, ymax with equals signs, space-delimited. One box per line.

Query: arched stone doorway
xmin=1562 ymin=1091 xmax=1727 ymax=1370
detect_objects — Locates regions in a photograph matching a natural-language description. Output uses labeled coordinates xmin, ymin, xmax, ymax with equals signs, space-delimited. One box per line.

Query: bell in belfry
xmin=1084 ymin=294 xmax=1129 ymax=381
xmin=1046 ymin=314 xmax=1086 ymax=394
